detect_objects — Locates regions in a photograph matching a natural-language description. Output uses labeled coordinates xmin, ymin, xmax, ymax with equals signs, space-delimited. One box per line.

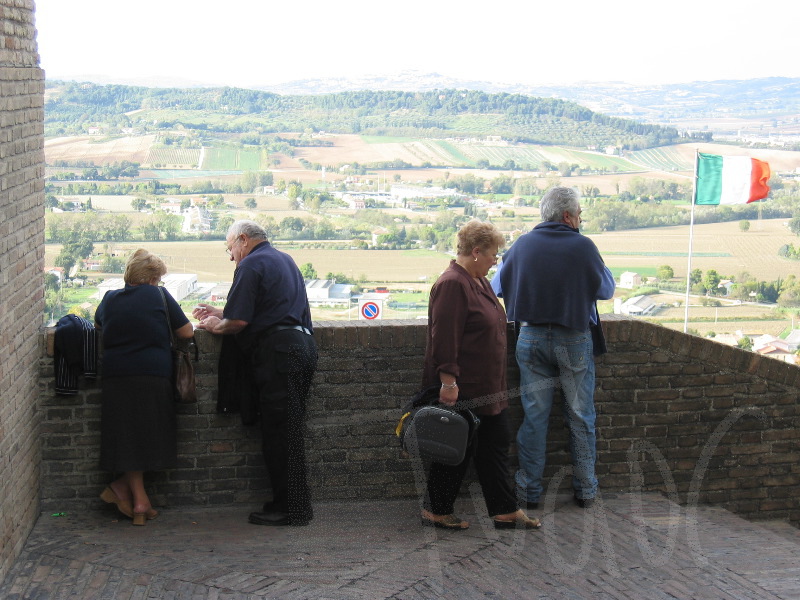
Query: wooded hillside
xmin=45 ymin=82 xmax=688 ymax=149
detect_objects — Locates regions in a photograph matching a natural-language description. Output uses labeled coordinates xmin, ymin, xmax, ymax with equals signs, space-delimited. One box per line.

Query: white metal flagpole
xmin=683 ymin=151 xmax=699 ymax=333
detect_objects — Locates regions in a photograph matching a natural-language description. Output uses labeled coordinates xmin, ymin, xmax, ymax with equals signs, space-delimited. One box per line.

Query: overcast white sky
xmin=34 ymin=0 xmax=800 ymax=88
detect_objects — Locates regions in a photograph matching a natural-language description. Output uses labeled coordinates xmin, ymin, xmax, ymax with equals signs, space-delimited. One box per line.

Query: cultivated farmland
xmin=145 ymin=147 xmax=201 ymax=168
xmin=628 ymin=146 xmax=691 ymax=172
xmin=45 ymin=218 xmax=799 ymax=285
xmin=44 ymin=134 xmax=800 ymax=185
xmin=46 ymin=243 xmax=453 ymax=284
xmin=589 ymin=218 xmax=799 ymax=282
xmin=44 ymin=135 xmax=157 ymax=165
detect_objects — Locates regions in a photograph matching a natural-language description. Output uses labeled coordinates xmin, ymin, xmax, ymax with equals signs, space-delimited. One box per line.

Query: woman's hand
xmin=439 ymin=384 xmax=458 ymax=406
xmin=192 ymin=303 xmax=222 ymax=321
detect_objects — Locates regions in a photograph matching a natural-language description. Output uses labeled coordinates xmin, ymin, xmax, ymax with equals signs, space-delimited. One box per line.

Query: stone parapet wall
xmin=598 ymin=316 xmax=799 ymax=522
xmin=38 ymin=318 xmax=800 ymax=527
xmin=0 ymin=0 xmax=45 ymax=584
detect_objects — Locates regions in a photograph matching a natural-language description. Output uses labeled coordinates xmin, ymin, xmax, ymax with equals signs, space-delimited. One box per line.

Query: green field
xmin=201 ymin=147 xmax=264 ymax=170
xmin=448 ymin=142 xmax=643 ymax=172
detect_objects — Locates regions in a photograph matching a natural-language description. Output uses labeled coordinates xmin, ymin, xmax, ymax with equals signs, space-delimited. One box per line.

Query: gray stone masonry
xmin=38 ymin=317 xmax=800 ymax=528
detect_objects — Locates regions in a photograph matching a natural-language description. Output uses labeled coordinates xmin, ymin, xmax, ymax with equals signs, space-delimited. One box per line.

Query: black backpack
xmin=396 ymin=386 xmax=480 ymax=466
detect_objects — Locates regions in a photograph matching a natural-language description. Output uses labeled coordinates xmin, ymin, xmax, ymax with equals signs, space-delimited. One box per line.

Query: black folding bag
xmin=397 ymin=386 xmax=480 ymax=466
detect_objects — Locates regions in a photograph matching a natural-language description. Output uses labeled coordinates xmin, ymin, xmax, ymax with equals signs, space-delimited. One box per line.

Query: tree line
xmin=580 ymin=179 xmax=800 ymax=233
xmin=652 ymin=265 xmax=800 ymax=310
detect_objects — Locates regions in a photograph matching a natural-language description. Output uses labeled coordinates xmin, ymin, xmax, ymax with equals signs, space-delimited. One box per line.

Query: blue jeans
xmin=514 ymin=324 xmax=598 ymax=502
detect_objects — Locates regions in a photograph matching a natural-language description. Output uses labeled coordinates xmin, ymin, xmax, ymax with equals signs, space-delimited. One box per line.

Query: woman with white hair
xmin=96 ymin=249 xmax=194 ymax=525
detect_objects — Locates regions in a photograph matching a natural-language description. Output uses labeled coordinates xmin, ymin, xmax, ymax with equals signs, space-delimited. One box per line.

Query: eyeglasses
xmin=225 ymin=236 xmax=242 ymax=256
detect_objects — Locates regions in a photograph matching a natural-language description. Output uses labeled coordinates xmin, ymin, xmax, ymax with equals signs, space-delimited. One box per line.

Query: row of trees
xmin=297 ymin=263 xmax=365 ymax=287
xmin=48 ymin=161 xmax=140 ymax=181
xmin=46 ymin=170 xmax=274 ymax=197
xmin=654 ymin=265 xmax=800 ymax=308
xmin=581 ymin=194 xmax=797 ymax=233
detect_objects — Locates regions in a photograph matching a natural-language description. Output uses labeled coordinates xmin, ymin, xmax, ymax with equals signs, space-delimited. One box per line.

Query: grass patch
xmin=390 ymin=292 xmax=429 ymax=303
xmin=608 ymin=266 xmax=658 ymax=278
xmin=61 ymin=287 xmax=99 ymax=305
xmin=436 ymin=140 xmax=473 ymax=166
xmin=203 ymin=147 xmax=263 ymax=170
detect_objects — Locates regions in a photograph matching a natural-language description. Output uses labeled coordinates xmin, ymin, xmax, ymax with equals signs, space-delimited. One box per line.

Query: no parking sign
xmin=358 ymin=298 xmax=383 ymax=320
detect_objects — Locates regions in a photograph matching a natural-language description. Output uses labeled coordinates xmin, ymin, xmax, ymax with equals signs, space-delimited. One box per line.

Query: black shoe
xmin=525 ymin=501 xmax=539 ymax=510
xmin=249 ymin=510 xmax=290 ymax=526
xmin=249 ymin=509 xmax=313 ymax=527
xmin=574 ymin=495 xmax=595 ymax=509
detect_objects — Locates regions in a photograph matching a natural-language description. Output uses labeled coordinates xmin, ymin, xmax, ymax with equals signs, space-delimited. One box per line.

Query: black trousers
xmin=252 ymin=329 xmax=318 ymax=522
xmin=424 ymin=409 xmax=518 ymax=517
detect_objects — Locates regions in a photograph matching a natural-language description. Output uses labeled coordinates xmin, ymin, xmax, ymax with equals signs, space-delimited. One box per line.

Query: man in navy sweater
xmin=194 ymin=220 xmax=317 ymax=526
xmin=492 ymin=187 xmax=615 ymax=509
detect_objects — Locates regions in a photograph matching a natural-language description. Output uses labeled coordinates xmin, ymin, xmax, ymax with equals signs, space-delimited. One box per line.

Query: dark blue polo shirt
xmin=223 ymin=241 xmax=312 ymax=347
xmin=95 ymin=284 xmax=189 ymax=379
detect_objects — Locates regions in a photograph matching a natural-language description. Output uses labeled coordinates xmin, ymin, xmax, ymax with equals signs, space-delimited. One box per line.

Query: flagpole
xmin=684 ymin=150 xmax=699 ymax=333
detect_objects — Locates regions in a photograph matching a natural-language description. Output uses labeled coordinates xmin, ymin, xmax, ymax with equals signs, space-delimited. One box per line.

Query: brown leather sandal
xmin=100 ymin=486 xmax=134 ymax=519
xmin=421 ymin=513 xmax=470 ymax=530
xmin=493 ymin=515 xmax=542 ymax=530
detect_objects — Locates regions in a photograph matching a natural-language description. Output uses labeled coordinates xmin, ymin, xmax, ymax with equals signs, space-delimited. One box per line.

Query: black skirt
xmin=100 ymin=375 xmax=177 ymax=472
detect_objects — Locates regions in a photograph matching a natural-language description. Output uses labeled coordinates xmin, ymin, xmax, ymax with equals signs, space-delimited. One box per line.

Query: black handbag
xmin=396 ymin=386 xmax=480 ymax=466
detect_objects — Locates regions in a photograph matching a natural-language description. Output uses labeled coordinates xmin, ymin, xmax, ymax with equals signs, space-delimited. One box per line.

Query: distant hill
xmin=46 ymin=71 xmax=800 ymax=132
xmin=258 ymin=71 xmax=800 ymax=124
xmin=44 ymin=82 xmax=686 ymax=150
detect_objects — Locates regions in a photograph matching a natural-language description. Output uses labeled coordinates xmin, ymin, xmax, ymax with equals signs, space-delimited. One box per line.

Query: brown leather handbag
xmin=172 ymin=339 xmax=198 ymax=403
xmin=160 ymin=288 xmax=198 ymax=403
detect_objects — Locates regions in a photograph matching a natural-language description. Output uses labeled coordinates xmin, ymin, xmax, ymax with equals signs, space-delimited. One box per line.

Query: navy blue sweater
xmin=95 ymin=284 xmax=188 ymax=379
xmin=497 ymin=222 xmax=613 ymax=331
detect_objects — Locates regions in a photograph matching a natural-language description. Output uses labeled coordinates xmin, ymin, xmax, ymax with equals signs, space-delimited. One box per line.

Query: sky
xmin=34 ymin=0 xmax=800 ymax=89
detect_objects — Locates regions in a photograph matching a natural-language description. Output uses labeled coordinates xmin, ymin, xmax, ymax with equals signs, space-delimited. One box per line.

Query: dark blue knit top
xmin=495 ymin=222 xmax=615 ymax=330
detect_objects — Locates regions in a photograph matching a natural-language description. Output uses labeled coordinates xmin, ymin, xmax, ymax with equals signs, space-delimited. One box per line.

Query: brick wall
xmin=0 ymin=0 xmax=45 ymax=585
xmin=39 ymin=318 xmax=800 ymax=527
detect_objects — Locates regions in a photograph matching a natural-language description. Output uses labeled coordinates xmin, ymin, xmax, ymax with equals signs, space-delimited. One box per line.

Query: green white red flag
xmin=694 ymin=152 xmax=771 ymax=205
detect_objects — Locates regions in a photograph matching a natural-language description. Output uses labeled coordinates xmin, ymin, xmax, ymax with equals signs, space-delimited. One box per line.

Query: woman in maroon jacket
xmin=420 ymin=221 xmax=541 ymax=530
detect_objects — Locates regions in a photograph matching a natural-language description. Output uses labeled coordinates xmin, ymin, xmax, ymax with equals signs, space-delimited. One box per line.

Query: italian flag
xmin=694 ymin=152 xmax=771 ymax=205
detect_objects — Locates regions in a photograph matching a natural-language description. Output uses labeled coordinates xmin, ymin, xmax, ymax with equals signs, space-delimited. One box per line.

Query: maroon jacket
xmin=422 ymin=260 xmax=508 ymax=416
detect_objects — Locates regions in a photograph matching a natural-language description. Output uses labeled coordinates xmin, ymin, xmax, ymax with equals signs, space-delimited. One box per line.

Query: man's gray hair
xmin=228 ymin=219 xmax=267 ymax=241
xmin=539 ymin=187 xmax=580 ymax=222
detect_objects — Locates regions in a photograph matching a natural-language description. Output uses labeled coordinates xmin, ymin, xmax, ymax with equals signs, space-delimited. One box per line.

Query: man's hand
xmin=195 ymin=316 xmax=248 ymax=335
xmin=192 ymin=303 xmax=223 ymax=321
xmin=195 ymin=315 xmax=221 ymax=332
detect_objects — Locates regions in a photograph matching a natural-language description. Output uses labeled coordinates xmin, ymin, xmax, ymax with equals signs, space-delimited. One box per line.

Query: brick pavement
xmin=1 ymin=492 xmax=798 ymax=599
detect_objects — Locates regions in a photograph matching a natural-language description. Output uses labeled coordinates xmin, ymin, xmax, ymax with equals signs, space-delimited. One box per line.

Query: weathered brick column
xmin=0 ymin=0 xmax=45 ymax=584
